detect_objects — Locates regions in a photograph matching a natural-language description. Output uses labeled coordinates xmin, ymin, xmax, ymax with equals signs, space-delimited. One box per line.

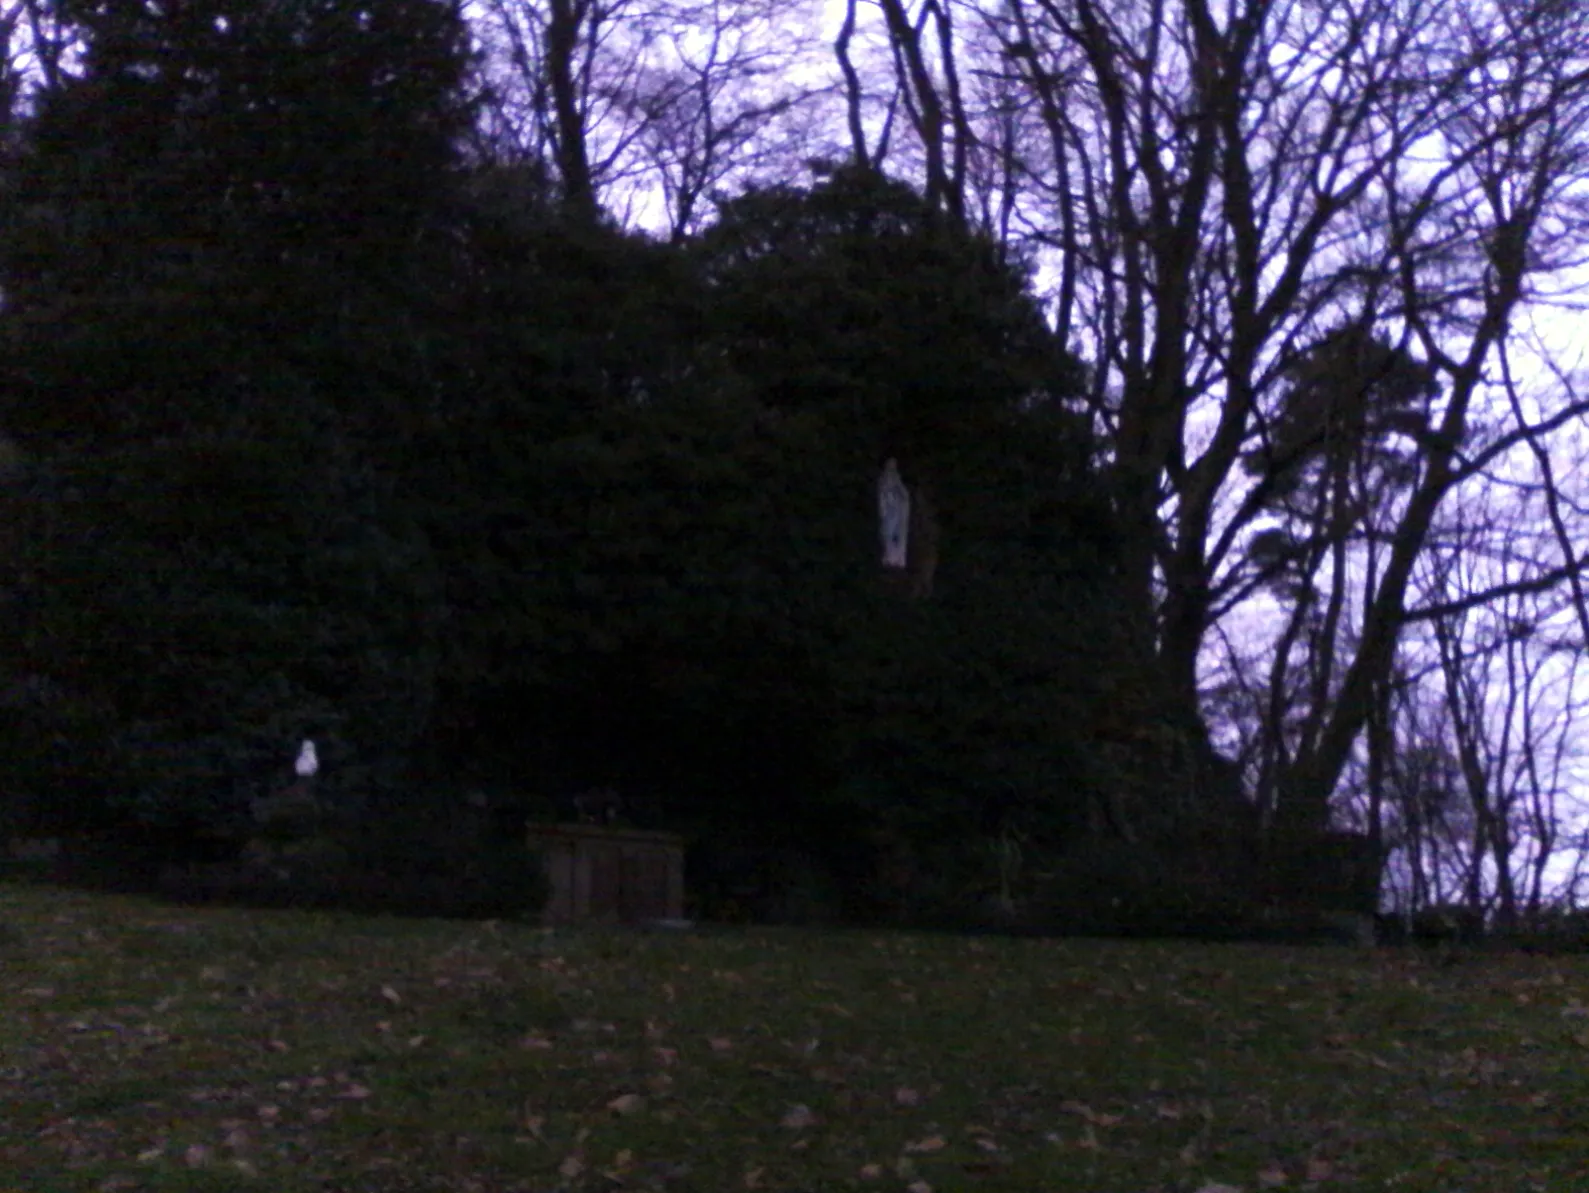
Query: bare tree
xmin=629 ymin=0 xmax=829 ymax=238
xmin=1378 ymin=722 xmax=1475 ymax=915
xmin=852 ymin=0 xmax=1589 ymax=837
xmin=472 ymin=0 xmax=653 ymax=218
xmin=1343 ymin=467 xmax=1589 ymax=921
xmin=473 ymin=0 xmax=824 ymax=228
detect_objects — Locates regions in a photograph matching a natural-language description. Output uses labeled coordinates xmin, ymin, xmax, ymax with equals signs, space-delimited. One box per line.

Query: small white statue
xmin=878 ymin=457 xmax=911 ymax=569
xmin=294 ymin=739 xmax=319 ymax=779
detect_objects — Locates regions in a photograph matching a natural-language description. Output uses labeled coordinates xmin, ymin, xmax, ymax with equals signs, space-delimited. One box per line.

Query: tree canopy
xmin=7 ymin=0 xmax=1589 ymax=926
xmin=0 ymin=19 xmax=1148 ymax=922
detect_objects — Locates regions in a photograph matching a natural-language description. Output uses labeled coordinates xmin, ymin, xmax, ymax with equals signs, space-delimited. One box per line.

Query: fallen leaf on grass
xmin=1060 ymin=1100 xmax=1123 ymax=1127
xmin=519 ymin=1035 xmax=554 ymax=1050
xmin=1304 ymin=1158 xmax=1334 ymax=1182
xmin=906 ymin=1181 xmax=933 ymax=1193
xmin=895 ymin=1087 xmax=922 ymax=1106
xmin=380 ymin=985 xmax=402 ymax=1005
xmin=184 ymin=1144 xmax=213 ymax=1168
xmin=1258 ymin=1163 xmax=1288 ymax=1186
xmin=859 ymin=1163 xmax=884 ymax=1178
xmin=903 ymin=1136 xmax=946 ymax=1154
xmin=709 ymin=1037 xmax=734 ymax=1053
xmin=559 ymin=1154 xmax=585 ymax=1179
xmin=743 ymin=1166 xmax=764 ymax=1188
xmin=601 ymin=1149 xmax=634 ymax=1180
xmin=781 ymin=1104 xmax=818 ymax=1129
xmin=607 ymin=1094 xmax=644 ymax=1115
xmin=339 ymin=1084 xmax=372 ymax=1100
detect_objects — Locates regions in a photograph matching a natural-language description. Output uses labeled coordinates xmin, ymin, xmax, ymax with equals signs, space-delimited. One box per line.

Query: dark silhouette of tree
xmin=0 ymin=0 xmax=476 ymax=849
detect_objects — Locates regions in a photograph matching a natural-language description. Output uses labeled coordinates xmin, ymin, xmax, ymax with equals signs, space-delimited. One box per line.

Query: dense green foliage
xmin=0 ymin=5 xmax=1232 ymax=923
xmin=0 ymin=0 xmax=467 ymax=849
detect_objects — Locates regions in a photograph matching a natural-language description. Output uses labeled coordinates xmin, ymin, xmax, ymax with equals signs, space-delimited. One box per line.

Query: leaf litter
xmin=3 ymin=884 xmax=1589 ymax=1190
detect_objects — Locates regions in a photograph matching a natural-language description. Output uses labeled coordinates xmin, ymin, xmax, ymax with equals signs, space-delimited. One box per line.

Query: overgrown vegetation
xmin=0 ymin=0 xmax=1180 ymax=924
xmin=7 ymin=0 xmax=1589 ymax=930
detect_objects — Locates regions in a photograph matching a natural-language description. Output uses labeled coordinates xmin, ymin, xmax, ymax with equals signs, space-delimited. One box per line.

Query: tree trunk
xmin=546 ymin=0 xmax=597 ymax=221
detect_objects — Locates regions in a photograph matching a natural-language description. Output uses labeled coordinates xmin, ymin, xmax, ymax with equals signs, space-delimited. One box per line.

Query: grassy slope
xmin=2 ymin=884 xmax=1588 ymax=1192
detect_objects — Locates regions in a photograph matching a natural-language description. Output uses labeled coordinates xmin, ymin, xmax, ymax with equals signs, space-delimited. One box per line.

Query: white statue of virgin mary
xmin=878 ymin=458 xmax=911 ymax=569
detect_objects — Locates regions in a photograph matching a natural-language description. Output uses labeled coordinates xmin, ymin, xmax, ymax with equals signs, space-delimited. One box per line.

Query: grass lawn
xmin=2 ymin=884 xmax=1588 ymax=1192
